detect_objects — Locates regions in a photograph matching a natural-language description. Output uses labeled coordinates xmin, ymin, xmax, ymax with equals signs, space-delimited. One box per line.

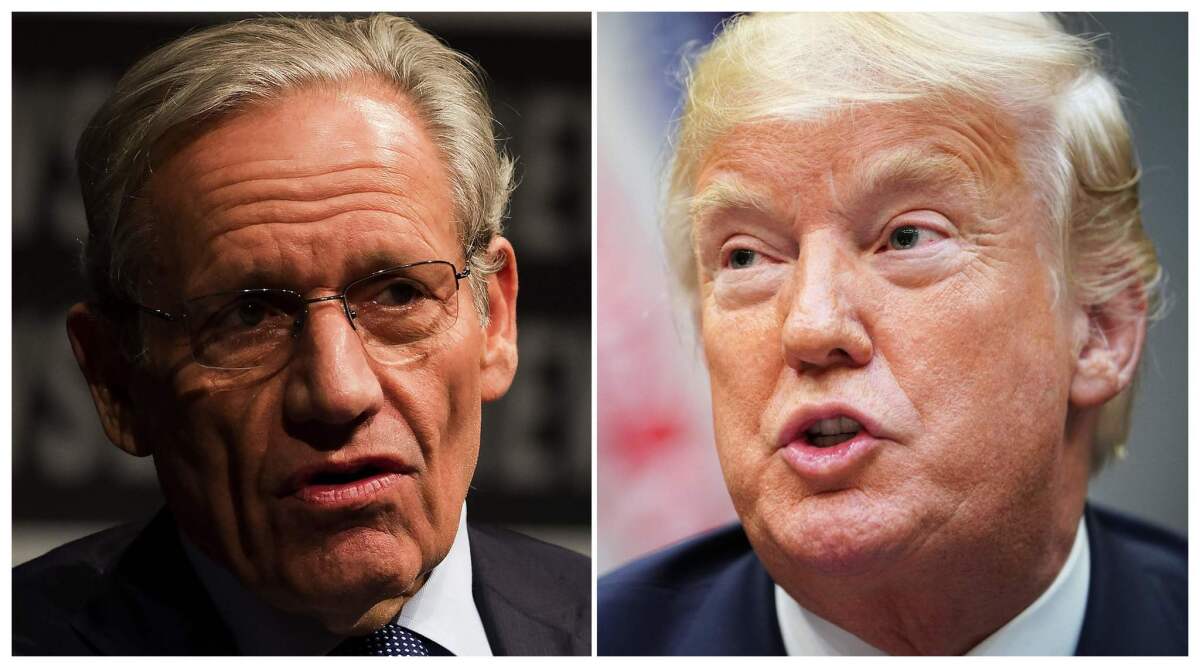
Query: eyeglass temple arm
xmin=136 ymin=304 xmax=177 ymax=322
xmin=455 ymin=266 xmax=471 ymax=280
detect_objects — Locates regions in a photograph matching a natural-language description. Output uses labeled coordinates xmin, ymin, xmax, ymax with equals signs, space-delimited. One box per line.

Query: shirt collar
xmin=775 ymin=517 xmax=1090 ymax=655
xmin=181 ymin=504 xmax=492 ymax=656
xmin=393 ymin=505 xmax=492 ymax=656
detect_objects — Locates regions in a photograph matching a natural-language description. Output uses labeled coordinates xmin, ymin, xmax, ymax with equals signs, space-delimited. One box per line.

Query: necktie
xmin=331 ymin=623 xmax=448 ymax=656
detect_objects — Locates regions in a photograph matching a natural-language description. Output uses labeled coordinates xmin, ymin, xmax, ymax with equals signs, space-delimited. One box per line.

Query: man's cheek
xmin=704 ymin=311 xmax=776 ymax=381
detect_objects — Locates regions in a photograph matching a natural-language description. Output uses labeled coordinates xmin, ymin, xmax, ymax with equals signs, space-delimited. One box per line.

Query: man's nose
xmin=283 ymin=300 xmax=385 ymax=428
xmin=780 ymin=241 xmax=873 ymax=372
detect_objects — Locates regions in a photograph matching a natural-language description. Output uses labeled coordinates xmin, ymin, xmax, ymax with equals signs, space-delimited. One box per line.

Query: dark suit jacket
xmin=598 ymin=504 xmax=1186 ymax=656
xmin=13 ymin=509 xmax=590 ymax=655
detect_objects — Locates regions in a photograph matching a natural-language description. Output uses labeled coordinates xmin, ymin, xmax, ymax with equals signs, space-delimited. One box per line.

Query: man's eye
xmin=236 ymin=301 xmax=265 ymax=326
xmin=214 ymin=298 xmax=284 ymax=329
xmin=885 ymin=225 xmax=946 ymax=251
xmin=374 ymin=279 xmax=427 ymax=307
xmin=728 ymin=248 xmax=759 ymax=269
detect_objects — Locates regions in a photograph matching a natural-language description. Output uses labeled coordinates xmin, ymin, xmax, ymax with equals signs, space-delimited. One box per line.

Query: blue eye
xmin=889 ymin=225 xmax=921 ymax=250
xmin=728 ymin=248 xmax=758 ymax=269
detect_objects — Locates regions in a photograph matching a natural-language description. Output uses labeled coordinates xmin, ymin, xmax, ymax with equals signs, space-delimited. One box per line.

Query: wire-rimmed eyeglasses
xmin=135 ymin=260 xmax=470 ymax=371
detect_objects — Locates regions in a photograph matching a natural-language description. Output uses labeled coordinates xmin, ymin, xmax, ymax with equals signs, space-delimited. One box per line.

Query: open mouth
xmin=802 ymin=416 xmax=863 ymax=448
xmin=281 ymin=456 xmax=413 ymax=501
xmin=283 ymin=457 xmax=413 ymax=508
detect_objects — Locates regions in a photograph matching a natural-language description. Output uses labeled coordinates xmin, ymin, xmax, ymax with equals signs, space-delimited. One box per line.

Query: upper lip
xmin=775 ymin=402 xmax=888 ymax=448
xmin=278 ymin=455 xmax=415 ymax=497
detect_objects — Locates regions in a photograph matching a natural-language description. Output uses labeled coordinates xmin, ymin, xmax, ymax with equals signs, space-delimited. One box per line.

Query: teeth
xmin=810 ymin=433 xmax=855 ymax=447
xmin=806 ymin=416 xmax=862 ymax=436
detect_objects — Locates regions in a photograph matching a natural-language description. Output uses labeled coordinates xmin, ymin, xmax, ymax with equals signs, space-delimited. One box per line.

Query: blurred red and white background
xmin=597 ymin=13 xmax=735 ymax=573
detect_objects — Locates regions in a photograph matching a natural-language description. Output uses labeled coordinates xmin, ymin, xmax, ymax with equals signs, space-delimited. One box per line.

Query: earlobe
xmin=1068 ymin=293 xmax=1147 ymax=409
xmin=65 ymin=303 xmax=153 ymax=457
xmin=478 ymin=237 xmax=519 ymax=402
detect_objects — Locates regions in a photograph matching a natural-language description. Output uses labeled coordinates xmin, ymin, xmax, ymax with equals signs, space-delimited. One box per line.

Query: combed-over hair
xmin=664 ymin=13 xmax=1162 ymax=469
xmin=77 ymin=13 xmax=514 ymax=333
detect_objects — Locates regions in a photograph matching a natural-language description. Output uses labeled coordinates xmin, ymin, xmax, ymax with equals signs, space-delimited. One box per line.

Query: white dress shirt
xmin=775 ymin=518 xmax=1091 ymax=655
xmin=182 ymin=504 xmax=493 ymax=655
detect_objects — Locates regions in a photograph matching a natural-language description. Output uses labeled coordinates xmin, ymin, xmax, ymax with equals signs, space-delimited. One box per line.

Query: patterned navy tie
xmin=332 ymin=623 xmax=448 ymax=656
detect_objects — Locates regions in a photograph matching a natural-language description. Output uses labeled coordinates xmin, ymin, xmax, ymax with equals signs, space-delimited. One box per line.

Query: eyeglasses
xmin=135 ymin=260 xmax=470 ymax=372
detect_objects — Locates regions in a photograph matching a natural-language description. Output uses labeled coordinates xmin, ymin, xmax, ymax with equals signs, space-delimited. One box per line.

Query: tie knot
xmin=332 ymin=623 xmax=442 ymax=656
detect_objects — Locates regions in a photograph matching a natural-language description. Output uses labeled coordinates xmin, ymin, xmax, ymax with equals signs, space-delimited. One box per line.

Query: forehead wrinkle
xmin=198 ymin=162 xmax=417 ymax=208
xmin=196 ymin=158 xmax=431 ymax=212
xmin=193 ymin=159 xmax=392 ymax=192
xmin=198 ymin=207 xmax=446 ymax=252
xmin=206 ymin=196 xmax=442 ymax=241
xmin=178 ymin=159 xmax=448 ymax=248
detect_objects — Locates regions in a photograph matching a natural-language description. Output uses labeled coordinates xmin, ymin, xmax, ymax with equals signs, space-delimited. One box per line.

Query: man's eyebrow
xmin=845 ymin=148 xmax=986 ymax=208
xmin=189 ymin=246 xmax=439 ymax=296
xmin=688 ymin=176 xmax=781 ymax=225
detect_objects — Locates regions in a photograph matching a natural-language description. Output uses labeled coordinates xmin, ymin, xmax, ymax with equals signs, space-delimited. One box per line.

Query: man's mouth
xmin=777 ymin=405 xmax=887 ymax=478
xmin=776 ymin=404 xmax=885 ymax=451
xmin=803 ymin=416 xmax=864 ymax=448
xmin=307 ymin=463 xmax=389 ymax=486
xmin=281 ymin=456 xmax=414 ymax=506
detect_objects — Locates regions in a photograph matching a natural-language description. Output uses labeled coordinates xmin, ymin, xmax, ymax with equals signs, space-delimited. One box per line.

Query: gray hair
xmin=665 ymin=13 xmax=1162 ymax=469
xmin=77 ymin=13 xmax=514 ymax=336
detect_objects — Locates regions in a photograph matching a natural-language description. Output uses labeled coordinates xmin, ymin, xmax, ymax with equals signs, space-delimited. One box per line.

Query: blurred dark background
xmin=12 ymin=12 xmax=591 ymax=563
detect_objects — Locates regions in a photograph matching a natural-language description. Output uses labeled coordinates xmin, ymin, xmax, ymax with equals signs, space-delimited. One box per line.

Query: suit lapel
xmin=675 ymin=546 xmax=786 ymax=655
xmin=472 ymin=577 xmax=572 ymax=655
xmin=467 ymin=525 xmax=582 ymax=655
xmin=70 ymin=510 xmax=237 ymax=655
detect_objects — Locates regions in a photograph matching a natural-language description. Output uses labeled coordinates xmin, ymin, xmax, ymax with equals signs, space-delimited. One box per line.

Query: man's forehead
xmin=691 ymin=101 xmax=1024 ymax=218
xmin=141 ymin=80 xmax=459 ymax=298
xmin=156 ymin=83 xmax=442 ymax=195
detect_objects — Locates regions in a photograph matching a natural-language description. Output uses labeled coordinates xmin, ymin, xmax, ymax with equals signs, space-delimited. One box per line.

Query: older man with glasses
xmin=14 ymin=14 xmax=588 ymax=656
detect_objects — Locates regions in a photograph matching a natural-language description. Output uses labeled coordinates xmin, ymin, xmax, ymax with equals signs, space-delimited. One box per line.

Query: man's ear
xmin=1069 ymin=289 xmax=1148 ymax=409
xmin=65 ymin=303 xmax=153 ymax=457
xmin=478 ymin=236 xmax=519 ymax=402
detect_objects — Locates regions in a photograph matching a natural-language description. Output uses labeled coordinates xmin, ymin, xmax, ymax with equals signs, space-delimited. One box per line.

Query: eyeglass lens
xmin=182 ymin=262 xmax=461 ymax=370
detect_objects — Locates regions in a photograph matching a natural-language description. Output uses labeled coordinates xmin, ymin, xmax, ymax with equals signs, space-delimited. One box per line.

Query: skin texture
xmin=66 ymin=80 xmax=519 ymax=635
xmin=690 ymin=102 xmax=1145 ymax=654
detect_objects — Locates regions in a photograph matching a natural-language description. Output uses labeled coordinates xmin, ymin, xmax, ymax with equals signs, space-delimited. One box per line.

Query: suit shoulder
xmin=468 ymin=523 xmax=589 ymax=606
xmin=597 ymin=522 xmax=744 ymax=647
xmin=1078 ymin=504 xmax=1187 ymax=655
xmin=14 ymin=520 xmax=144 ymax=600
xmin=598 ymin=523 xmax=758 ymax=655
xmin=1090 ymin=505 xmax=1186 ymax=583
xmin=12 ymin=520 xmax=146 ymax=655
xmin=600 ymin=522 xmax=751 ymax=594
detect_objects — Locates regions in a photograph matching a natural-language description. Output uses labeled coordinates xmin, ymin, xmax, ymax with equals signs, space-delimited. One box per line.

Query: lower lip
xmin=292 ymin=472 xmax=405 ymax=508
xmin=779 ymin=431 xmax=881 ymax=479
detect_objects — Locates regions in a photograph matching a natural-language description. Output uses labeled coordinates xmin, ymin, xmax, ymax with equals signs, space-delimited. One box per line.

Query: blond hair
xmin=78 ymin=14 xmax=513 ymax=331
xmin=664 ymin=13 xmax=1161 ymax=468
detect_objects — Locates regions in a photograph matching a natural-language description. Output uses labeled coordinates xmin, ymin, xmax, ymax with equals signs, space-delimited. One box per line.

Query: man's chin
xmin=749 ymin=490 xmax=917 ymax=579
xmin=267 ymin=526 xmax=430 ymax=625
